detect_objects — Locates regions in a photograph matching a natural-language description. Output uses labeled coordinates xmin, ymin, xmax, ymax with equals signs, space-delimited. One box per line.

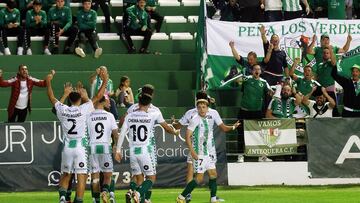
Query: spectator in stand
xmin=18 ymin=0 xmax=34 ymax=21
xmin=302 ymin=86 xmax=335 ymax=118
xmin=290 ymin=57 xmax=321 ymax=96
xmin=229 ymin=41 xmax=262 ymax=76
xmin=124 ymin=0 xmax=152 ymax=54
xmin=355 ymin=0 xmax=360 ymax=19
xmin=237 ymin=65 xmax=273 ymax=162
xmin=346 ymin=0 xmax=353 ymax=19
xmin=266 ymin=84 xmax=302 ymax=118
xmin=0 ymin=0 xmax=24 ymax=55
xmin=261 ymin=0 xmax=283 ymax=21
xmin=46 ymin=0 xmax=78 ymax=54
xmin=0 ymin=65 xmax=49 ymax=122
xmin=260 ymin=25 xmax=288 ymax=86
xmin=307 ymin=33 xmax=352 ymax=66
xmin=115 ymin=76 xmax=134 ymax=108
xmin=309 ymin=0 xmax=327 ymax=18
xmin=282 ymin=0 xmax=311 ymax=20
xmin=313 ymin=46 xmax=340 ymax=117
xmin=238 ymin=0 xmax=264 ymax=22
xmin=75 ymin=0 xmax=103 ymax=58
xmin=24 ymin=0 xmax=48 ymax=55
xmin=146 ymin=0 xmax=163 ymax=33
xmin=219 ymin=0 xmax=240 ymax=22
xmin=332 ymin=64 xmax=360 ymax=117
xmin=91 ymin=0 xmax=111 ymax=32
xmin=90 ymin=67 xmax=119 ymax=119
xmin=328 ymin=0 xmax=346 ymax=19
xmin=210 ymin=0 xmax=226 ymax=19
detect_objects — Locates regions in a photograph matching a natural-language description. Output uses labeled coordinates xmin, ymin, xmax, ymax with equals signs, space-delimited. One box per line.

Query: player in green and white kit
xmin=87 ymin=95 xmax=119 ymax=203
xmin=45 ymin=67 xmax=108 ymax=203
xmin=172 ymin=91 xmax=237 ymax=202
xmin=282 ymin=0 xmax=310 ymax=20
xmin=115 ymin=84 xmax=180 ymax=203
xmin=176 ymin=99 xmax=240 ymax=203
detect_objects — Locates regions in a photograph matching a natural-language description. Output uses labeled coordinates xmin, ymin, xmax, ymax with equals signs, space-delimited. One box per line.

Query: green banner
xmin=244 ymin=119 xmax=297 ymax=157
xmin=337 ymin=46 xmax=360 ymax=78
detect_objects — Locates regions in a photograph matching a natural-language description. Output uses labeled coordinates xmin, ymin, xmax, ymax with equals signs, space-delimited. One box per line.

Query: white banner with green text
xmin=244 ymin=119 xmax=297 ymax=156
xmin=204 ymin=18 xmax=360 ymax=89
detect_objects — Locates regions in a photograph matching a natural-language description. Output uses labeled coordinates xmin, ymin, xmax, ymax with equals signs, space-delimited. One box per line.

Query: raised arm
xmin=91 ymin=67 xmax=109 ymax=104
xmin=45 ymin=70 xmax=57 ymax=106
xmin=322 ymin=87 xmax=336 ymax=108
xmin=307 ymin=34 xmax=316 ymax=55
xmin=301 ymin=0 xmax=311 ymax=15
xmin=339 ymin=34 xmax=352 ymax=53
xmin=263 ymin=43 xmax=273 ymax=63
xmin=289 ymin=58 xmax=300 ymax=81
xmin=159 ymin=121 xmax=180 ymax=136
xmin=329 ymin=46 xmax=337 ymax=66
xmin=0 ymin=69 xmax=16 ymax=87
xmin=218 ymin=121 xmax=240 ymax=132
xmin=115 ymin=119 xmax=128 ymax=163
xmin=260 ymin=25 xmax=267 ymax=44
xmin=58 ymin=82 xmax=72 ymax=103
xmin=331 ymin=65 xmax=348 ymax=89
xmin=229 ymin=41 xmax=241 ymax=61
xmin=302 ymin=86 xmax=317 ymax=106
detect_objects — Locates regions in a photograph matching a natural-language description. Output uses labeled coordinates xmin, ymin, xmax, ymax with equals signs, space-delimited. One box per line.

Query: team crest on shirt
xmin=259 ymin=128 xmax=281 ymax=148
xmin=62 ymin=12 xmax=65 ymax=16
xmin=12 ymin=14 xmax=16 ymax=18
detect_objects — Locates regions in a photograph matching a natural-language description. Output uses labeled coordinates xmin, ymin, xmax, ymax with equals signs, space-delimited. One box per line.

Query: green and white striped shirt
xmin=283 ymin=0 xmax=302 ymax=11
xmin=188 ymin=114 xmax=218 ymax=157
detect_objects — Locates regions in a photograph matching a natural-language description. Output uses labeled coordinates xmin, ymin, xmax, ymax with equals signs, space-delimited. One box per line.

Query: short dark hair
xmin=18 ymin=64 xmax=26 ymax=70
xmin=33 ymin=0 xmax=42 ymax=6
xmin=137 ymin=0 xmax=146 ymax=2
xmin=195 ymin=91 xmax=208 ymax=101
xmin=69 ymin=92 xmax=82 ymax=104
xmin=82 ymin=0 xmax=91 ymax=3
xmin=141 ymin=84 xmax=154 ymax=96
xmin=7 ymin=0 xmax=17 ymax=9
xmin=247 ymin=51 xmax=257 ymax=58
xmin=98 ymin=96 xmax=106 ymax=103
xmin=139 ymin=93 xmax=152 ymax=106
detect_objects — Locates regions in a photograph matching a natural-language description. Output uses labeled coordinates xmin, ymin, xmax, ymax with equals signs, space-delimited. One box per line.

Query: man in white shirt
xmin=302 ymin=87 xmax=335 ymax=118
xmin=115 ymin=84 xmax=180 ymax=203
xmin=0 ymin=65 xmax=48 ymax=122
xmin=262 ymin=0 xmax=283 ymax=21
xmin=45 ymin=67 xmax=108 ymax=203
xmin=87 ymin=95 xmax=119 ymax=203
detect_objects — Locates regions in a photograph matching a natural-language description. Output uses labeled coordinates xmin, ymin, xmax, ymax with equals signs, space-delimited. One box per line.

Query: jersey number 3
xmin=130 ymin=125 xmax=148 ymax=142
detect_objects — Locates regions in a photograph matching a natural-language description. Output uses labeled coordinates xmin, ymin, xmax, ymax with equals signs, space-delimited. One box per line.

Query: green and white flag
xmin=337 ymin=46 xmax=360 ymax=78
xmin=244 ymin=119 xmax=297 ymax=156
xmin=205 ymin=18 xmax=360 ymax=90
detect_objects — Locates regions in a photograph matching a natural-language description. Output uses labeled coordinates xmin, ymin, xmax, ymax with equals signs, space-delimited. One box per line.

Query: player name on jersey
xmin=91 ymin=116 xmax=107 ymax=121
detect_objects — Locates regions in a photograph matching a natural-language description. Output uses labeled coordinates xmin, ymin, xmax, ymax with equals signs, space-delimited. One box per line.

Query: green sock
xmin=145 ymin=189 xmax=152 ymax=200
xmin=65 ymin=189 xmax=72 ymax=201
xmin=209 ymin=178 xmax=217 ymax=198
xmin=137 ymin=180 xmax=153 ymax=197
xmin=58 ymin=187 xmax=67 ymax=199
xmin=181 ymin=179 xmax=198 ymax=197
xmin=93 ymin=192 xmax=100 ymax=203
xmin=110 ymin=177 xmax=115 ymax=192
xmin=103 ymin=184 xmax=110 ymax=193
xmin=130 ymin=181 xmax=138 ymax=191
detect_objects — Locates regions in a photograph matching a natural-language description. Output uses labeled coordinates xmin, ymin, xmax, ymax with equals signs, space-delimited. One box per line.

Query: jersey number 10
xmin=129 ymin=125 xmax=148 ymax=142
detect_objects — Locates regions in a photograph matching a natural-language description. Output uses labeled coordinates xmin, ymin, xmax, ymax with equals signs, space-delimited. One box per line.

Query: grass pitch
xmin=0 ymin=185 xmax=360 ymax=203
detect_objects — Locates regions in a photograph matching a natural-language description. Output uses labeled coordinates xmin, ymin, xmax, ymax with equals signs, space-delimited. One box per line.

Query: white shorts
xmin=90 ymin=154 xmax=113 ymax=173
xmin=192 ymin=155 xmax=216 ymax=174
xmin=61 ymin=146 xmax=88 ymax=174
xmin=130 ymin=147 xmax=157 ymax=176
xmin=187 ymin=153 xmax=217 ymax=164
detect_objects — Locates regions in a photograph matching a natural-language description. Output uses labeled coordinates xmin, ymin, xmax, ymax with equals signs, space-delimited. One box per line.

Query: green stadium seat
xmin=164 ymin=16 xmax=187 ymax=23
xmin=188 ymin=15 xmax=199 ymax=23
